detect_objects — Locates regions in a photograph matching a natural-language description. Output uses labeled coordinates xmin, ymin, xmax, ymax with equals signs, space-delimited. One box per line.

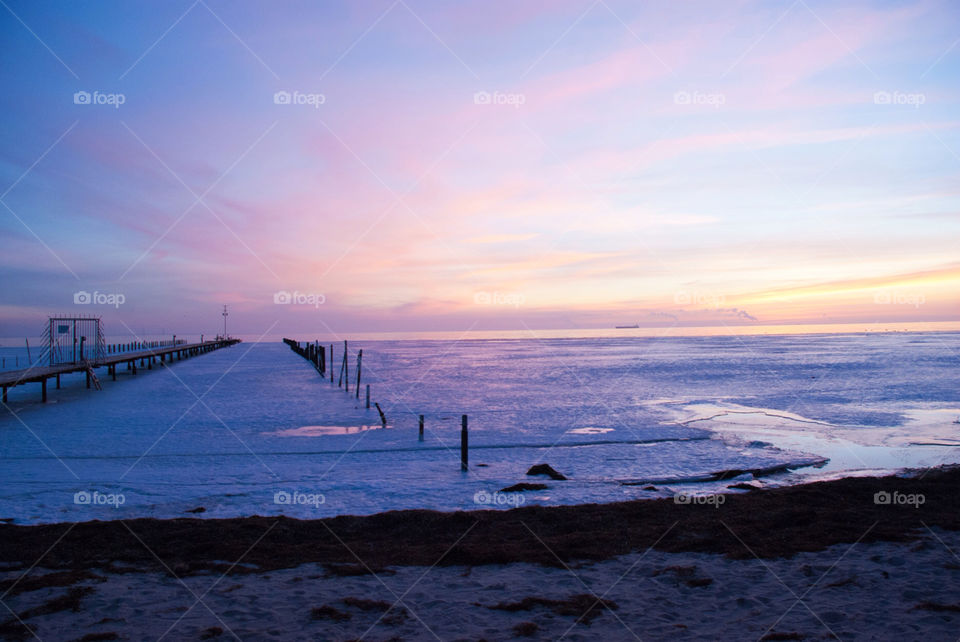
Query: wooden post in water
xmin=419 ymin=414 xmax=424 ymax=441
xmin=365 ymin=384 xmax=370 ymax=409
xmin=355 ymin=349 xmax=362 ymax=399
xmin=374 ymin=402 xmax=387 ymax=428
xmin=460 ymin=415 xmax=468 ymax=471
xmin=330 ymin=344 xmax=334 ymax=383
xmin=41 ymin=378 xmax=47 ymax=403
xmin=337 ymin=344 xmax=344 ymax=387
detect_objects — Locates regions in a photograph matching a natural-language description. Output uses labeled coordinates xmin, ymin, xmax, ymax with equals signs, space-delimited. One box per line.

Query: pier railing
xmin=1 ymin=338 xmax=241 ymax=404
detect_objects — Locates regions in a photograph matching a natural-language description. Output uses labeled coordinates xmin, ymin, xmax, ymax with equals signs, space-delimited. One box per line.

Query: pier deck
xmin=0 ymin=338 xmax=241 ymax=402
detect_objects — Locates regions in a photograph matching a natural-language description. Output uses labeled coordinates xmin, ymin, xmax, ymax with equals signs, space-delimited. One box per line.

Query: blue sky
xmin=1 ymin=0 xmax=958 ymax=338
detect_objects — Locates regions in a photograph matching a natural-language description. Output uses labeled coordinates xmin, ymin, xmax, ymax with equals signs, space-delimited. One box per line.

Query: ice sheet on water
xmin=0 ymin=332 xmax=957 ymax=523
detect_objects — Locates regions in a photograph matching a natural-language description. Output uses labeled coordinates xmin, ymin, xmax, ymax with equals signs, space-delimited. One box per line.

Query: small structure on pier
xmin=44 ymin=315 xmax=105 ymax=366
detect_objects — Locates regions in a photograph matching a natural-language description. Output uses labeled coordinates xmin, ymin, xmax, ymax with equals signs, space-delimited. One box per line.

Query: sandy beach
xmin=4 ymin=533 xmax=960 ymax=641
xmin=2 ymin=467 xmax=959 ymax=640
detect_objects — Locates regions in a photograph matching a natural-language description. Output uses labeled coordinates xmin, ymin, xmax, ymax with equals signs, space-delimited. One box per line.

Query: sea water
xmin=0 ymin=332 xmax=958 ymax=523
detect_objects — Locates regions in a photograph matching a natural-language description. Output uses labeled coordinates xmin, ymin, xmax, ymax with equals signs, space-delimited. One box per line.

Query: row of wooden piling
xmin=283 ymin=338 xmax=378 ymax=421
xmin=282 ymin=338 xmax=469 ymax=471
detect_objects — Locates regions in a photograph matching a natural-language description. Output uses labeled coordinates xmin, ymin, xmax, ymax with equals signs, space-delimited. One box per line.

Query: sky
xmin=0 ymin=0 xmax=958 ymax=338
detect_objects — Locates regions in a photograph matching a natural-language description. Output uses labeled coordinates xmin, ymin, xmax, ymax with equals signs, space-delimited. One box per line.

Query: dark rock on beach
xmin=526 ymin=464 xmax=567 ymax=480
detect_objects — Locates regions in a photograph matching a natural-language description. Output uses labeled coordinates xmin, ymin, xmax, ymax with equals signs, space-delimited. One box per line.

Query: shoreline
xmin=2 ymin=466 xmax=958 ymax=575
xmin=3 ymin=467 xmax=960 ymax=640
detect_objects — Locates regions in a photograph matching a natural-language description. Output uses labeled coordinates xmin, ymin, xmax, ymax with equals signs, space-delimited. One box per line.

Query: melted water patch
xmin=567 ymin=426 xmax=615 ymax=435
xmin=274 ymin=425 xmax=385 ymax=437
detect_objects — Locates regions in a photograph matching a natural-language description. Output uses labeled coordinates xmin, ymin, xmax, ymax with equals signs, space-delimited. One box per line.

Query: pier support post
xmin=2 ymin=386 xmax=6 ymax=403
xmin=365 ymin=384 xmax=370 ymax=409
xmin=41 ymin=378 xmax=47 ymax=403
xmin=111 ymin=365 xmax=116 ymax=381
xmin=419 ymin=414 xmax=424 ymax=442
xmin=461 ymin=415 xmax=468 ymax=471
xmin=56 ymin=374 xmax=61 ymax=389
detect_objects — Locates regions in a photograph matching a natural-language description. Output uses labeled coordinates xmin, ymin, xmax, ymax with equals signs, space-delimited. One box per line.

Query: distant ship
xmin=615 ymin=323 xmax=639 ymax=328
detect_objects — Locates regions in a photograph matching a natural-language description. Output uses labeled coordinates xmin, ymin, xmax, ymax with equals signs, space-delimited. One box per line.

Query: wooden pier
xmin=0 ymin=338 xmax=241 ymax=403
